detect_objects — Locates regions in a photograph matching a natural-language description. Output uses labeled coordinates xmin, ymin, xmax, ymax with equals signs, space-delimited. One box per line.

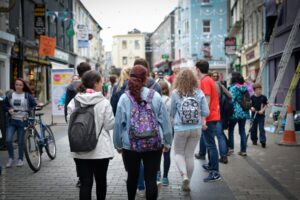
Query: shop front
xmin=11 ymin=43 xmax=50 ymax=103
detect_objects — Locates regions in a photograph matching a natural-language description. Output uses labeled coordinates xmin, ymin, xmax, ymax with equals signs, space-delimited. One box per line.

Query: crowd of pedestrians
xmin=1 ymin=58 xmax=269 ymax=200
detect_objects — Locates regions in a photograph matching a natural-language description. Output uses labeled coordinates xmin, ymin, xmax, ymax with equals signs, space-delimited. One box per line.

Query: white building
xmin=112 ymin=31 xmax=145 ymax=68
xmin=73 ymin=0 xmax=102 ymax=70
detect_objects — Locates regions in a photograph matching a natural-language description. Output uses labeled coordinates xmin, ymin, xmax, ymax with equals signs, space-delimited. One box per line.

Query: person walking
xmin=195 ymin=60 xmax=222 ymax=182
xmin=110 ymin=67 xmax=131 ymax=116
xmin=67 ymin=70 xmax=115 ymax=200
xmin=64 ymin=62 xmax=91 ymax=187
xmin=196 ymin=71 xmax=231 ymax=164
xmin=113 ymin=65 xmax=172 ymax=200
xmin=250 ymin=83 xmax=268 ymax=148
xmin=171 ymin=69 xmax=209 ymax=191
xmin=228 ymin=72 xmax=250 ymax=156
xmin=157 ymin=80 xmax=172 ymax=186
xmin=3 ymin=78 xmax=37 ymax=168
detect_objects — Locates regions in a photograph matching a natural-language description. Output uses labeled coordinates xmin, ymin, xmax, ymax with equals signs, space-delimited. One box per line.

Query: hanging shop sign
xmin=77 ymin=25 xmax=89 ymax=48
xmin=39 ymin=35 xmax=56 ymax=57
xmin=225 ymin=37 xmax=236 ymax=55
xmin=34 ymin=4 xmax=46 ymax=39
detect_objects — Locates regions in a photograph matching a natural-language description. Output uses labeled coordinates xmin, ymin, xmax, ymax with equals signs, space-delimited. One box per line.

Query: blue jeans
xmin=201 ymin=121 xmax=219 ymax=172
xmin=228 ymin=118 xmax=247 ymax=152
xmin=6 ymin=119 xmax=27 ymax=160
xmin=199 ymin=121 xmax=228 ymax=157
xmin=137 ymin=162 xmax=145 ymax=190
xmin=251 ymin=115 xmax=266 ymax=143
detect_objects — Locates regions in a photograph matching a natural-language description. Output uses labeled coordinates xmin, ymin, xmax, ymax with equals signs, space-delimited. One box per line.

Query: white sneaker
xmin=136 ymin=189 xmax=145 ymax=198
xmin=16 ymin=159 xmax=24 ymax=167
xmin=6 ymin=158 xmax=14 ymax=168
xmin=182 ymin=175 xmax=190 ymax=192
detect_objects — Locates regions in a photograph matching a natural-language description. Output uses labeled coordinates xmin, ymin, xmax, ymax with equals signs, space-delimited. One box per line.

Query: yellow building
xmin=112 ymin=32 xmax=145 ymax=68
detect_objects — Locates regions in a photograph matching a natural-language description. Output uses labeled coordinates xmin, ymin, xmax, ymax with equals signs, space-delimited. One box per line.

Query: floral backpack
xmin=125 ymin=90 xmax=162 ymax=152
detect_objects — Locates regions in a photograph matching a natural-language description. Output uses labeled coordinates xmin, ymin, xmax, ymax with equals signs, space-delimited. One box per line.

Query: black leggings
xmin=75 ymin=158 xmax=110 ymax=200
xmin=122 ymin=149 xmax=162 ymax=200
xmin=163 ymin=151 xmax=171 ymax=178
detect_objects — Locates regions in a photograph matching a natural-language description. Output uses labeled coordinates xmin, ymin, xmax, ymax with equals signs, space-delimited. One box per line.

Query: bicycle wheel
xmin=24 ymin=128 xmax=41 ymax=172
xmin=44 ymin=125 xmax=56 ymax=160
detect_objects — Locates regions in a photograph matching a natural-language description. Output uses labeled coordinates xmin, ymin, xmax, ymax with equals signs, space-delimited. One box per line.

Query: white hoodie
xmin=67 ymin=92 xmax=115 ymax=159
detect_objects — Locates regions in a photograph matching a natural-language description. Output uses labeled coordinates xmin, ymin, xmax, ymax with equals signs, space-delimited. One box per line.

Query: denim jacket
xmin=113 ymin=87 xmax=172 ymax=150
xmin=170 ymin=89 xmax=210 ymax=132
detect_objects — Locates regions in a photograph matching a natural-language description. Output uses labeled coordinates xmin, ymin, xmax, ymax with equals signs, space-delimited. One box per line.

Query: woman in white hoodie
xmin=67 ymin=70 xmax=115 ymax=200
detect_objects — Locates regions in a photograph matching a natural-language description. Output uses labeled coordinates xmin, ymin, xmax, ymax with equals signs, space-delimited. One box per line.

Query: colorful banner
xmin=39 ymin=35 xmax=56 ymax=57
xmin=51 ymin=69 xmax=74 ymax=116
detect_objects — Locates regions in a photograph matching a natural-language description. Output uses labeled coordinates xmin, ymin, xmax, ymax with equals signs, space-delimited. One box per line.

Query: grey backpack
xmin=68 ymin=100 xmax=103 ymax=152
xmin=178 ymin=94 xmax=200 ymax=124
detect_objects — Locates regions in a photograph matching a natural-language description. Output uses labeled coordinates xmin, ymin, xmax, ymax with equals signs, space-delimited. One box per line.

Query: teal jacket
xmin=229 ymin=83 xmax=250 ymax=120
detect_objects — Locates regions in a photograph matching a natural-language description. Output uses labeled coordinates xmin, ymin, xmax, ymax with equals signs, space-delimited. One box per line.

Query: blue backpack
xmin=126 ymin=90 xmax=162 ymax=152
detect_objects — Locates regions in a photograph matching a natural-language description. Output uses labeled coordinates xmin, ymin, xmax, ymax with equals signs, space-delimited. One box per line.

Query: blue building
xmin=175 ymin=0 xmax=228 ymax=78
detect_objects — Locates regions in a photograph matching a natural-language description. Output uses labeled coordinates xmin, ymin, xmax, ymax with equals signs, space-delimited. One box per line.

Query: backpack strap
xmin=74 ymin=99 xmax=81 ymax=108
xmin=146 ymin=89 xmax=155 ymax=104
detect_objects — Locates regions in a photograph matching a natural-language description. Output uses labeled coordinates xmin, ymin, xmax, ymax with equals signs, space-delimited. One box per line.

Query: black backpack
xmin=240 ymin=90 xmax=252 ymax=111
xmin=218 ymin=84 xmax=234 ymax=129
xmin=68 ymin=100 xmax=103 ymax=152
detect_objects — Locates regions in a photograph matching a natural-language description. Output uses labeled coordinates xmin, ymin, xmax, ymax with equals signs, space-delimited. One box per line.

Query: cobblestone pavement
xmin=0 ymin=105 xmax=300 ymax=200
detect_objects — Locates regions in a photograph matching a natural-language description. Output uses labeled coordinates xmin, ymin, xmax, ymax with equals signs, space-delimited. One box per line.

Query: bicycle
xmin=23 ymin=105 xmax=56 ymax=172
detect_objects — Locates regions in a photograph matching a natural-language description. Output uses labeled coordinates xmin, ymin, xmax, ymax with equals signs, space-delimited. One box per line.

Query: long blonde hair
xmin=117 ymin=67 xmax=131 ymax=91
xmin=174 ymin=68 xmax=198 ymax=96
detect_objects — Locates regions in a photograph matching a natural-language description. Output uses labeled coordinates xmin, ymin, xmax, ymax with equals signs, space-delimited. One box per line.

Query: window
xmin=134 ymin=40 xmax=140 ymax=49
xmin=184 ymin=20 xmax=189 ymax=34
xmin=203 ymin=20 xmax=210 ymax=33
xmin=122 ymin=57 xmax=128 ymax=65
xmin=202 ymin=42 xmax=211 ymax=59
xmin=122 ymin=40 xmax=127 ymax=49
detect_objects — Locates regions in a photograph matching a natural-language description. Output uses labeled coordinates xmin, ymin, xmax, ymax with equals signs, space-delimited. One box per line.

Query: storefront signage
xmin=77 ymin=25 xmax=89 ymax=48
xmin=51 ymin=69 xmax=74 ymax=116
xmin=34 ymin=4 xmax=46 ymax=39
xmin=54 ymin=49 xmax=69 ymax=62
xmin=39 ymin=35 xmax=56 ymax=57
xmin=246 ymin=50 xmax=255 ymax=61
xmin=225 ymin=37 xmax=236 ymax=55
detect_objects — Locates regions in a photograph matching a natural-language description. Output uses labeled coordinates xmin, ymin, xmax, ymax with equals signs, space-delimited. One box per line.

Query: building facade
xmin=240 ymin=0 xmax=264 ymax=81
xmin=227 ymin=0 xmax=243 ymax=76
xmin=150 ymin=9 xmax=175 ymax=74
xmin=112 ymin=31 xmax=145 ymax=68
xmin=175 ymin=0 xmax=228 ymax=78
xmin=0 ymin=0 xmax=15 ymax=92
xmin=8 ymin=0 xmax=74 ymax=103
xmin=73 ymin=0 xmax=102 ymax=70
xmin=266 ymin=0 xmax=300 ymax=110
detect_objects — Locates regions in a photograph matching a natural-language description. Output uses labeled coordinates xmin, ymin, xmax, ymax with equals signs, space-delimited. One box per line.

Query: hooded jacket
xmin=67 ymin=92 xmax=115 ymax=159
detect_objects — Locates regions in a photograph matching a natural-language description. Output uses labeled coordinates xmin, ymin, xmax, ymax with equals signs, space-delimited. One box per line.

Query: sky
xmin=81 ymin=0 xmax=178 ymax=51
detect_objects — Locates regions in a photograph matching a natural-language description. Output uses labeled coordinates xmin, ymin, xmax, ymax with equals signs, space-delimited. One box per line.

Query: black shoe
xmin=252 ymin=141 xmax=257 ymax=145
xmin=76 ymin=179 xmax=81 ymax=188
xmin=195 ymin=153 xmax=206 ymax=160
xmin=219 ymin=156 xmax=228 ymax=164
xmin=261 ymin=143 xmax=266 ymax=148
xmin=202 ymin=164 xmax=211 ymax=171
xmin=238 ymin=151 xmax=247 ymax=157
